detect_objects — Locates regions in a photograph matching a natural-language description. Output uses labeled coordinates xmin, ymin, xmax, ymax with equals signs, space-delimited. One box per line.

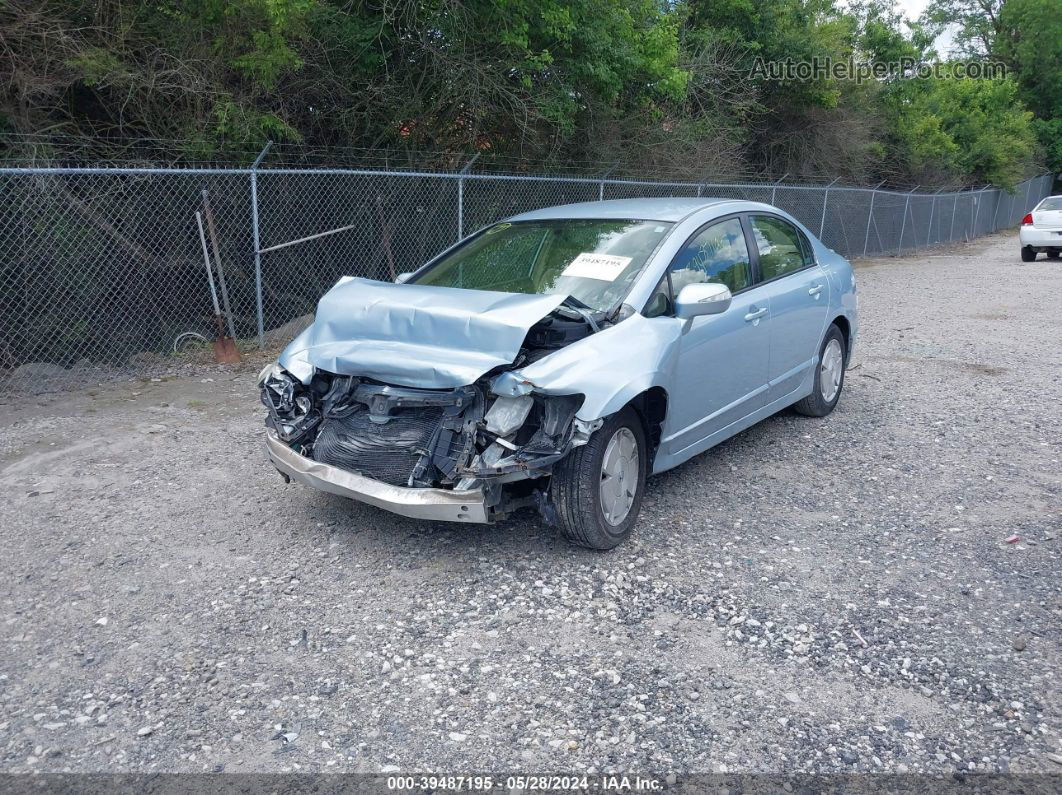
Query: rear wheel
xmin=1047 ymin=250 xmax=1060 ymax=260
xmin=794 ymin=324 xmax=847 ymax=418
xmin=550 ymin=407 xmax=647 ymax=550
xmin=1021 ymin=246 xmax=1037 ymax=262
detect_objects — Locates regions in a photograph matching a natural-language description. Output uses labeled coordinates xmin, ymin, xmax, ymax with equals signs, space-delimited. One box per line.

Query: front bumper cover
xmin=265 ymin=431 xmax=490 ymax=523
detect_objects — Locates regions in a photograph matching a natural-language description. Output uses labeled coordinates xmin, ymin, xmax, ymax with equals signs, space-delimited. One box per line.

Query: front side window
xmin=412 ymin=219 xmax=672 ymax=312
xmin=750 ymin=216 xmax=810 ymax=280
xmin=668 ymin=218 xmax=751 ymax=294
xmin=643 ymin=274 xmax=672 ymax=318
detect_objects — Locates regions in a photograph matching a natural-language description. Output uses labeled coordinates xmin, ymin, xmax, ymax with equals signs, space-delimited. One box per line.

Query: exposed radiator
xmin=312 ymin=407 xmax=443 ymax=486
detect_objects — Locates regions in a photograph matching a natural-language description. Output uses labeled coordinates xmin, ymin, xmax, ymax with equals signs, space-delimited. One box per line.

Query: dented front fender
xmin=492 ymin=314 xmax=681 ymax=422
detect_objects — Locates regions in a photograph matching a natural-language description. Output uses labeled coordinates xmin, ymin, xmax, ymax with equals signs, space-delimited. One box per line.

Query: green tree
xmin=888 ymin=69 xmax=1036 ymax=186
xmin=922 ymin=0 xmax=1005 ymax=56
xmin=0 ymin=0 xmax=1046 ymax=185
xmin=995 ymin=0 xmax=1062 ymax=172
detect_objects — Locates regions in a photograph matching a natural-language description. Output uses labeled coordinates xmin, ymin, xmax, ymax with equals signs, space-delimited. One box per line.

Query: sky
xmin=872 ymin=0 xmax=960 ymax=56
xmin=894 ymin=0 xmax=932 ymax=19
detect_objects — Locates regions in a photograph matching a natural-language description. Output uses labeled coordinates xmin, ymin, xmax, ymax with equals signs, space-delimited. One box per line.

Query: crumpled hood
xmin=279 ymin=277 xmax=565 ymax=388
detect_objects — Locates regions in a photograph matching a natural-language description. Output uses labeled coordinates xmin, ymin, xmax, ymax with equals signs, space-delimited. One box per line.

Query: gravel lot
xmin=1 ymin=230 xmax=1059 ymax=777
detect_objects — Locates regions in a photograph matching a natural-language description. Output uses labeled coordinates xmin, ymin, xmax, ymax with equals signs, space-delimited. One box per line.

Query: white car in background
xmin=1020 ymin=195 xmax=1062 ymax=261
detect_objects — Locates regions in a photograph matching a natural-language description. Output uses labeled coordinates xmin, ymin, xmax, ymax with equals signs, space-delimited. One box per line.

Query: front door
xmin=662 ymin=217 xmax=771 ymax=456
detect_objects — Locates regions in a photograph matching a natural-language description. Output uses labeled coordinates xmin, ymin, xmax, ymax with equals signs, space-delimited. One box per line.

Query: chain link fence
xmin=0 ymin=161 xmax=1054 ymax=391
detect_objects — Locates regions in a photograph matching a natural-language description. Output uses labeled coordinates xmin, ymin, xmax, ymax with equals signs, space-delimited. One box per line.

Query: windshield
xmin=1038 ymin=196 xmax=1062 ymax=211
xmin=411 ymin=219 xmax=672 ymax=312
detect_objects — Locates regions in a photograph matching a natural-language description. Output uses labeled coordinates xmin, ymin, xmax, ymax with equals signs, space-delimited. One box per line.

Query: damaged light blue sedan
xmin=260 ymin=198 xmax=858 ymax=549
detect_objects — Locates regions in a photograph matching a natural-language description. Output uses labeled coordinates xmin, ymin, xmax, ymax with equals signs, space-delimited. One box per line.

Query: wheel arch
xmin=831 ymin=314 xmax=852 ymax=355
xmin=624 ymin=386 xmax=668 ymax=468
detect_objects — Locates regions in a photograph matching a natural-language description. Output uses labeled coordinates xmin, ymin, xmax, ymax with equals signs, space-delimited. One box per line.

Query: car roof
xmin=507 ymin=197 xmax=738 ymax=223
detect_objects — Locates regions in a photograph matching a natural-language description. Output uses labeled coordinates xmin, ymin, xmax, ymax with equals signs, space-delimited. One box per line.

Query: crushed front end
xmin=260 ymin=361 xmax=595 ymax=523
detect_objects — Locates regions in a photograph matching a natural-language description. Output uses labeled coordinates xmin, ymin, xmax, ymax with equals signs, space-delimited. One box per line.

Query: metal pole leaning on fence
xmin=201 ymin=189 xmax=238 ymax=341
xmin=196 ymin=213 xmax=224 ymax=321
xmin=257 ymin=223 xmax=360 ymax=254
xmin=456 ymin=153 xmax=480 ymax=242
xmin=250 ymin=140 xmax=272 ymax=348
xmin=819 ymin=177 xmax=840 ymax=239
xmin=862 ymin=181 xmax=886 ymax=257
xmin=897 ymin=185 xmax=918 ymax=256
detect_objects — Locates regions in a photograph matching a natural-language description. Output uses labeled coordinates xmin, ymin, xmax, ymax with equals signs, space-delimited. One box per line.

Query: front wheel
xmin=794 ymin=324 xmax=847 ymax=418
xmin=550 ymin=407 xmax=647 ymax=550
xmin=1021 ymin=246 xmax=1037 ymax=262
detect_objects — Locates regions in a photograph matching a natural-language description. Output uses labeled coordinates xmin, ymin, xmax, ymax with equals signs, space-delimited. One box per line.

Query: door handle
xmin=808 ymin=284 xmax=824 ymax=297
xmin=744 ymin=307 xmax=768 ymax=322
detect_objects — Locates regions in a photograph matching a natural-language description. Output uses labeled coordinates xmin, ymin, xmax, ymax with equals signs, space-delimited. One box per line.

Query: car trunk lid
xmin=1032 ymin=209 xmax=1062 ymax=230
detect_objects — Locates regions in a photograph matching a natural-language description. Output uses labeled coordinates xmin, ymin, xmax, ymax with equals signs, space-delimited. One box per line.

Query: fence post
xmin=991 ymin=186 xmax=1001 ymax=232
xmin=897 ymin=185 xmax=918 ymax=255
xmin=862 ymin=181 xmax=886 ymax=256
xmin=598 ymin=162 xmax=619 ymax=201
xmin=456 ymin=153 xmax=480 ymax=242
xmin=250 ymin=140 xmax=272 ymax=349
xmin=972 ymin=186 xmax=988 ymax=238
xmin=771 ymin=173 xmax=788 ymax=207
xmin=927 ymin=188 xmax=943 ymax=245
xmin=949 ymin=191 xmax=959 ymax=241
xmin=819 ymin=177 xmax=840 ymax=239
xmin=1023 ymin=177 xmax=1032 ymax=220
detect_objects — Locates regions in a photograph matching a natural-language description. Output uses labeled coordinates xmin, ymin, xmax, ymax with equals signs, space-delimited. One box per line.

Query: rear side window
xmin=669 ymin=218 xmax=752 ymax=294
xmin=750 ymin=216 xmax=811 ymax=280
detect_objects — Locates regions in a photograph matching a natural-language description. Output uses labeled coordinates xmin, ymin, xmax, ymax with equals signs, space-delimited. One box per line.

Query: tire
xmin=1047 ymin=250 xmax=1060 ymax=260
xmin=1021 ymin=246 xmax=1036 ymax=262
xmin=172 ymin=330 xmax=211 ymax=354
xmin=550 ymin=407 xmax=647 ymax=550
xmin=794 ymin=324 xmax=847 ymax=418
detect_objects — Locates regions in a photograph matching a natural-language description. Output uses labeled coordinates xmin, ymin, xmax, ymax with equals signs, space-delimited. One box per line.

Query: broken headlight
xmin=257 ymin=362 xmax=282 ymax=387
xmin=462 ymin=392 xmax=586 ymax=480
xmin=260 ymin=366 xmax=321 ymax=444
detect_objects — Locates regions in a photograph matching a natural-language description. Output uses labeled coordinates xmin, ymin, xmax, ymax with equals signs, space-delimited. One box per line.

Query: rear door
xmin=747 ymin=215 xmax=831 ymax=401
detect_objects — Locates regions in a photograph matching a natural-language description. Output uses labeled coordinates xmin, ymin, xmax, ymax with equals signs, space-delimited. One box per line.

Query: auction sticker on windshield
xmin=562 ymin=253 xmax=632 ymax=281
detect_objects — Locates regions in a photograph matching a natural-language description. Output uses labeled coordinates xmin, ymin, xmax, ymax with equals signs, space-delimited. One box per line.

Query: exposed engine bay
xmin=261 ymin=304 xmax=608 ymax=521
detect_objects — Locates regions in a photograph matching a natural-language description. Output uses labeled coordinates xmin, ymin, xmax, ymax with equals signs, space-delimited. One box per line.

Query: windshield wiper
xmin=557 ymin=295 xmax=601 ymax=333
xmin=560 ymin=294 xmax=592 ymax=311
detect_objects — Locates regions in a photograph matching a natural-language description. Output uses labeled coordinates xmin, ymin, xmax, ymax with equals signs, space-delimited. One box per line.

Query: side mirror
xmin=394 ymin=272 xmax=414 ymax=284
xmin=675 ymin=282 xmax=732 ymax=319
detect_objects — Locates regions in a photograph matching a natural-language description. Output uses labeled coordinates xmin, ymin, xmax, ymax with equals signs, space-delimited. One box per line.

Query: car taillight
xmin=1021 ymin=213 xmax=1033 ymax=225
